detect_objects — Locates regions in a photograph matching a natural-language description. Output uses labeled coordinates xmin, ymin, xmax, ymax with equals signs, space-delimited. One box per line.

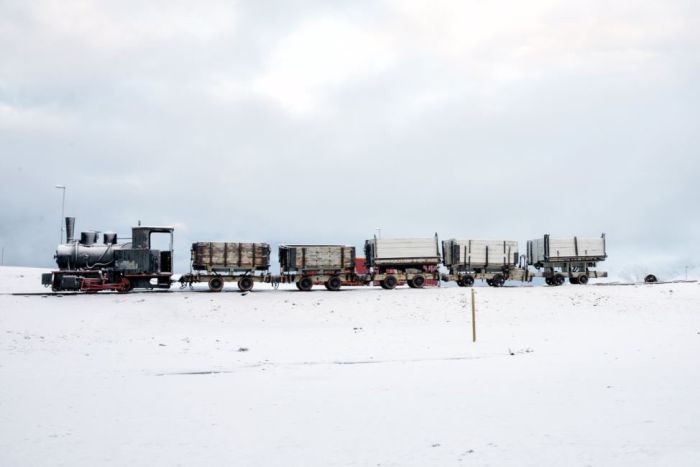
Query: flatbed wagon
xmin=179 ymin=241 xmax=272 ymax=291
xmin=441 ymin=238 xmax=533 ymax=287
xmin=279 ymin=244 xmax=359 ymax=291
xmin=442 ymin=267 xmax=534 ymax=287
xmin=527 ymin=234 xmax=608 ymax=285
xmin=364 ymin=235 xmax=441 ymax=289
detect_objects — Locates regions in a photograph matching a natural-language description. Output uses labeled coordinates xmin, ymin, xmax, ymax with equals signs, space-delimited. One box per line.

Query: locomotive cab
xmin=131 ymin=226 xmax=174 ymax=274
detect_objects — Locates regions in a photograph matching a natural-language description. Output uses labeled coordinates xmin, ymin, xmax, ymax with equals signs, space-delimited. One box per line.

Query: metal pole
xmin=55 ymin=185 xmax=66 ymax=243
xmin=376 ymin=227 xmax=381 ymax=239
xmin=471 ymin=288 xmax=476 ymax=343
xmin=1 ymin=247 xmax=4 ymax=266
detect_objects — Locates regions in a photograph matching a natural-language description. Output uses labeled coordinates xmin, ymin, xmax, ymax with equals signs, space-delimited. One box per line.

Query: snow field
xmin=1 ymin=266 xmax=699 ymax=466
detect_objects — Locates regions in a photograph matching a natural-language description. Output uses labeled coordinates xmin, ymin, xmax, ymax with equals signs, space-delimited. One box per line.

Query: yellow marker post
xmin=471 ymin=288 xmax=476 ymax=342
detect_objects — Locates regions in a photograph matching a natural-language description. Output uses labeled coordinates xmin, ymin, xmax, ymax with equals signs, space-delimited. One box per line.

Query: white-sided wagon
xmin=527 ymin=234 xmax=608 ymax=286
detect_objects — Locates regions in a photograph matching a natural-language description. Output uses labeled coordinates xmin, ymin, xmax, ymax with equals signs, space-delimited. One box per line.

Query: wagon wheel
xmin=295 ymin=281 xmax=303 ymax=290
xmin=383 ymin=275 xmax=397 ymax=290
xmin=492 ymin=274 xmax=505 ymax=287
xmin=554 ymin=274 xmax=565 ymax=286
xmin=379 ymin=280 xmax=388 ymax=289
xmin=545 ymin=277 xmax=553 ymax=286
xmin=463 ymin=275 xmax=474 ymax=287
xmin=299 ymin=277 xmax=313 ymax=291
xmin=486 ymin=279 xmax=494 ymax=287
xmin=456 ymin=279 xmax=465 ymax=287
xmin=644 ymin=274 xmax=658 ymax=283
xmin=238 ymin=277 xmax=254 ymax=292
xmin=412 ymin=275 xmax=425 ymax=288
xmin=569 ymin=277 xmax=580 ymax=285
xmin=407 ymin=279 xmax=416 ymax=288
xmin=577 ymin=274 xmax=588 ymax=285
xmin=327 ymin=276 xmax=342 ymax=291
xmin=208 ymin=276 xmax=224 ymax=292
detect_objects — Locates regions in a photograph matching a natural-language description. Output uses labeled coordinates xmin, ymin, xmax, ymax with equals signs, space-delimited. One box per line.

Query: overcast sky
xmin=1 ymin=0 xmax=698 ymax=279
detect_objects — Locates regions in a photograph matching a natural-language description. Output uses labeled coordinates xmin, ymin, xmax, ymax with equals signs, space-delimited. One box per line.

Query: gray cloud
xmin=1 ymin=0 xmax=699 ymax=279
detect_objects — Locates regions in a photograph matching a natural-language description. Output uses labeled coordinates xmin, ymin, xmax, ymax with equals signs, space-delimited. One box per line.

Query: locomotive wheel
xmin=553 ymin=274 xmax=565 ymax=286
xmin=299 ymin=277 xmax=313 ymax=291
xmin=238 ymin=277 xmax=254 ymax=292
xmin=456 ymin=279 xmax=465 ymax=287
xmin=412 ymin=275 xmax=425 ymax=288
xmin=383 ymin=275 xmax=397 ymax=289
xmin=644 ymin=274 xmax=658 ymax=283
xmin=208 ymin=277 xmax=224 ymax=292
xmin=577 ymin=275 xmax=588 ymax=285
xmin=407 ymin=279 xmax=416 ymax=288
xmin=327 ymin=276 xmax=342 ymax=291
xmin=117 ymin=278 xmax=131 ymax=294
xmin=492 ymin=274 xmax=505 ymax=287
xmin=569 ymin=277 xmax=580 ymax=285
xmin=463 ymin=275 xmax=474 ymax=287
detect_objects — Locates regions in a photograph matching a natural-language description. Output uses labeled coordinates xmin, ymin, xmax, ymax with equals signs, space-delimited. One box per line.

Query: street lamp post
xmin=55 ymin=185 xmax=66 ymax=243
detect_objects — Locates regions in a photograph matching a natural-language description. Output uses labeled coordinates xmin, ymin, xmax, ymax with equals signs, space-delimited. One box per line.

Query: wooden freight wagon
xmin=363 ymin=235 xmax=441 ymax=289
xmin=278 ymin=245 xmax=363 ymax=291
xmin=442 ymin=238 xmax=532 ymax=287
xmin=180 ymin=242 xmax=272 ymax=292
xmin=192 ymin=242 xmax=270 ymax=272
xmin=526 ymin=234 xmax=608 ymax=286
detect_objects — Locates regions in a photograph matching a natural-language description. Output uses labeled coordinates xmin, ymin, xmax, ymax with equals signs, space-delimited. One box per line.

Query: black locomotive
xmin=42 ymin=217 xmax=173 ymax=292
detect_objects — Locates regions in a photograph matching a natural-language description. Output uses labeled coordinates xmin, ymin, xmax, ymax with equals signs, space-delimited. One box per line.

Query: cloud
xmin=0 ymin=0 xmax=698 ymax=278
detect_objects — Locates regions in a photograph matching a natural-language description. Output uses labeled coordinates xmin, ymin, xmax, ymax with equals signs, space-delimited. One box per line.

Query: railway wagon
xmin=364 ymin=235 xmax=441 ymax=289
xmin=278 ymin=244 xmax=361 ymax=291
xmin=179 ymin=242 xmax=272 ymax=291
xmin=442 ymin=239 xmax=532 ymax=287
xmin=527 ymin=234 xmax=608 ymax=285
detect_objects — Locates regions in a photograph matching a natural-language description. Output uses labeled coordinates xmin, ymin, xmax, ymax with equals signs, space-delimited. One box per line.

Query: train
xmin=42 ymin=217 xmax=608 ymax=293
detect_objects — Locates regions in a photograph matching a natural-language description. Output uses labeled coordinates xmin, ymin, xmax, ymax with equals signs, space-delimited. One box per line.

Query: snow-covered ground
xmin=1 ymin=266 xmax=699 ymax=466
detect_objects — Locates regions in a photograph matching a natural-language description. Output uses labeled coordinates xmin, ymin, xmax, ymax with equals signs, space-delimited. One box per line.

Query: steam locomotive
xmin=42 ymin=217 xmax=173 ymax=292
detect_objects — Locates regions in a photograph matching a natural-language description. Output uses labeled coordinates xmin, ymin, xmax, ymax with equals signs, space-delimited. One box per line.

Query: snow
xmin=1 ymin=266 xmax=699 ymax=466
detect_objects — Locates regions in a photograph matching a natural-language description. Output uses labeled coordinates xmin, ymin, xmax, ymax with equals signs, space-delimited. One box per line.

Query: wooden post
xmin=471 ymin=288 xmax=476 ymax=342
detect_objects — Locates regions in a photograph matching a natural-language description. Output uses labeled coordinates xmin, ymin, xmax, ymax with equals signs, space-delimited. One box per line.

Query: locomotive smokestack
xmin=65 ymin=217 xmax=75 ymax=244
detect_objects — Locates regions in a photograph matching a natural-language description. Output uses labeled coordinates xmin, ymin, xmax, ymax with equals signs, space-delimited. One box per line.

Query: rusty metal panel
xmin=279 ymin=245 xmax=355 ymax=272
xmin=114 ymin=249 xmax=159 ymax=273
xmin=131 ymin=228 xmax=151 ymax=249
xmin=191 ymin=242 xmax=270 ymax=271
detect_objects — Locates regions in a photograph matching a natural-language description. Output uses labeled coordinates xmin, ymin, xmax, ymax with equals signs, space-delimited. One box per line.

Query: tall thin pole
xmin=55 ymin=185 xmax=66 ymax=243
xmin=471 ymin=288 xmax=477 ymax=343
xmin=1 ymin=247 xmax=4 ymax=266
